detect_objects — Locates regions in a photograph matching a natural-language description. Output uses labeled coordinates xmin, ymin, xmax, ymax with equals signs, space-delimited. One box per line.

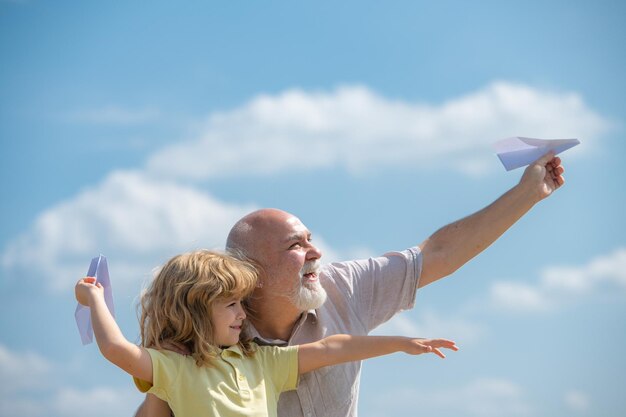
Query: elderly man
xmin=135 ymin=152 xmax=565 ymax=417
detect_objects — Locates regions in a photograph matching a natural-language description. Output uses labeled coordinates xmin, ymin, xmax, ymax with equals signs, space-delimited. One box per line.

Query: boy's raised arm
xmin=75 ymin=277 xmax=153 ymax=383
xmin=297 ymin=334 xmax=458 ymax=375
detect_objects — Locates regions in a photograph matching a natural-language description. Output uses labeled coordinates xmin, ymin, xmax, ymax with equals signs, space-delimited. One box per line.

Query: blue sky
xmin=1 ymin=1 xmax=625 ymax=416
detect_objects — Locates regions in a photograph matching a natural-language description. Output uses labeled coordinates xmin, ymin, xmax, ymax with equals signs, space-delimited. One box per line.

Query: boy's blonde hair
xmin=140 ymin=250 xmax=258 ymax=366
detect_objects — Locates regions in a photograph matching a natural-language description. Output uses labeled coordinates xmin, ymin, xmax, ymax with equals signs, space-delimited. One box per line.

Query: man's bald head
xmin=226 ymin=208 xmax=296 ymax=260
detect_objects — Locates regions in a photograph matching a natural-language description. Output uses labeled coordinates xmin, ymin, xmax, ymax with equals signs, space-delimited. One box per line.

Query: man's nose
xmin=307 ymin=243 xmax=322 ymax=260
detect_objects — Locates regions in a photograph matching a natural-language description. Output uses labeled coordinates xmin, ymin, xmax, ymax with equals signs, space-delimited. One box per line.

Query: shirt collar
xmin=220 ymin=343 xmax=245 ymax=358
xmin=247 ymin=309 xmax=317 ymax=346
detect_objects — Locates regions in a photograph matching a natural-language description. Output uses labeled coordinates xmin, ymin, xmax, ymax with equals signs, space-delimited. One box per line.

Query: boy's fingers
xmin=432 ymin=348 xmax=445 ymax=359
xmin=424 ymin=340 xmax=459 ymax=353
xmin=415 ymin=342 xmax=431 ymax=353
xmin=430 ymin=339 xmax=458 ymax=348
xmin=77 ymin=277 xmax=99 ymax=288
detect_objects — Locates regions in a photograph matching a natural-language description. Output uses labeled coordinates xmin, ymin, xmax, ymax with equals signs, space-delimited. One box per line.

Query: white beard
xmin=290 ymin=259 xmax=327 ymax=311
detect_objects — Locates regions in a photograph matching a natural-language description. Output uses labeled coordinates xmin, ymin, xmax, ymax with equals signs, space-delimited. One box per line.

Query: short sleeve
xmin=324 ymin=247 xmax=422 ymax=331
xmin=256 ymin=345 xmax=299 ymax=393
xmin=132 ymin=348 xmax=180 ymax=403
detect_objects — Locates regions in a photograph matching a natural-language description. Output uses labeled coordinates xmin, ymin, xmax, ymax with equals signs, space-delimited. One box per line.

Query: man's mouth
xmin=300 ymin=260 xmax=321 ymax=284
xmin=302 ymin=272 xmax=318 ymax=283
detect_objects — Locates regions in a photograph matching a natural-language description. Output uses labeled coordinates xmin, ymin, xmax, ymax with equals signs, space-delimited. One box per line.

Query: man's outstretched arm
xmin=134 ymin=394 xmax=173 ymax=417
xmin=418 ymin=152 xmax=565 ymax=288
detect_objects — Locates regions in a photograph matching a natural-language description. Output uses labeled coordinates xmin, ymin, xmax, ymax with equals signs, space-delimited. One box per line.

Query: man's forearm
xmin=419 ymin=183 xmax=536 ymax=287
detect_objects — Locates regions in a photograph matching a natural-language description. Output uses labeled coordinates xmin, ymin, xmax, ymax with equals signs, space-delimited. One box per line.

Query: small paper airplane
xmin=74 ymin=255 xmax=115 ymax=345
xmin=494 ymin=137 xmax=580 ymax=171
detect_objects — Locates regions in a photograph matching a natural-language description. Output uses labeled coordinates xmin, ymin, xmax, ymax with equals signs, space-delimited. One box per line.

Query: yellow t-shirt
xmin=134 ymin=343 xmax=299 ymax=417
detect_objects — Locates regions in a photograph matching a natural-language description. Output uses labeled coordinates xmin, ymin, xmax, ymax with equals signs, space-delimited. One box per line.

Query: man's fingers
xmin=549 ymin=165 xmax=565 ymax=185
xmin=535 ymin=151 xmax=556 ymax=166
xmin=555 ymin=175 xmax=565 ymax=187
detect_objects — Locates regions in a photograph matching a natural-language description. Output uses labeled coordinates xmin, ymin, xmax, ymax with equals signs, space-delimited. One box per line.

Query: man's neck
xmin=248 ymin=296 xmax=304 ymax=342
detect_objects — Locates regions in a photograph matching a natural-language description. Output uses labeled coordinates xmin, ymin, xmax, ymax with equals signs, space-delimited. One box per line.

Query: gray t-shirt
xmin=249 ymin=247 xmax=422 ymax=417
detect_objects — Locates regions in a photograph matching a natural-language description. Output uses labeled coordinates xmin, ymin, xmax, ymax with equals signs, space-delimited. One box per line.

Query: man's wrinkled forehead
xmin=281 ymin=217 xmax=310 ymax=242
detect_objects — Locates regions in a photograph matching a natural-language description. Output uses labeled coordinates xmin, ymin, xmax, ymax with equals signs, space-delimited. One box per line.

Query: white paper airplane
xmin=494 ymin=137 xmax=580 ymax=171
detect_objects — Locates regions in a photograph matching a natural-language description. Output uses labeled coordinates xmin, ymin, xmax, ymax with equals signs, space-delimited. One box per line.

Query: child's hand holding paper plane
xmin=74 ymin=255 xmax=115 ymax=345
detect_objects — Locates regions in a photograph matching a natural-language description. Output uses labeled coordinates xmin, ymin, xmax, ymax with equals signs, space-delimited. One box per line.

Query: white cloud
xmin=50 ymin=386 xmax=144 ymax=417
xmin=0 ymin=344 xmax=50 ymax=417
xmin=542 ymin=247 xmax=626 ymax=293
xmin=489 ymin=281 xmax=552 ymax=313
xmin=0 ymin=344 xmax=143 ymax=417
xmin=0 ymin=169 xmax=350 ymax=294
xmin=372 ymin=377 xmax=531 ymax=417
xmin=1 ymin=170 xmax=256 ymax=293
xmin=146 ymin=82 xmax=610 ymax=180
xmin=0 ymin=385 xmax=144 ymax=417
xmin=564 ymin=390 xmax=590 ymax=413
xmin=373 ymin=310 xmax=485 ymax=345
xmin=4 ymin=81 xmax=613 ymax=296
xmin=489 ymin=247 xmax=626 ymax=313
xmin=0 ymin=344 xmax=52 ymax=394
